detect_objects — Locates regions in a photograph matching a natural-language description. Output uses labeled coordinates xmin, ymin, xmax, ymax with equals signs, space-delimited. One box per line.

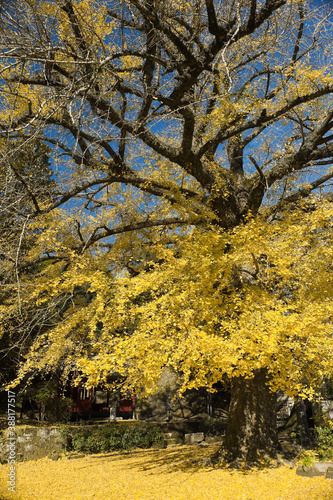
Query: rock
xmin=296 ymin=465 xmax=316 ymax=477
xmin=151 ymin=443 xmax=165 ymax=450
xmin=325 ymin=467 xmax=333 ymax=479
xmin=164 ymin=431 xmax=183 ymax=447
xmin=205 ymin=436 xmax=223 ymax=444
xmin=164 ymin=432 xmax=180 ymax=439
xmin=22 ymin=433 xmax=33 ymax=441
xmin=184 ymin=432 xmax=204 ymax=445
xmin=326 ymin=467 xmax=333 ymax=479
xmin=37 ymin=429 xmax=48 ymax=439
xmin=314 ymin=463 xmax=329 ymax=476
xmin=296 ymin=463 xmax=333 ymax=478
xmin=199 ymin=441 xmax=208 ymax=446
xmin=49 ymin=429 xmax=61 ymax=438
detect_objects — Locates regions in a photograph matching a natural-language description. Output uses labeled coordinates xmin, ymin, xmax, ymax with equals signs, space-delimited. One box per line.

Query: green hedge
xmin=62 ymin=422 xmax=165 ymax=454
xmin=315 ymin=425 xmax=333 ymax=460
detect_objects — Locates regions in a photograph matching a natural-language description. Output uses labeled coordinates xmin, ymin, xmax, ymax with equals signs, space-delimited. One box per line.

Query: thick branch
xmin=205 ymin=0 xmax=222 ymax=37
xmin=266 ymin=109 xmax=333 ymax=186
xmin=128 ymin=0 xmax=198 ymax=66
xmin=199 ymin=85 xmax=333 ymax=159
xmin=247 ymin=0 xmax=257 ymax=31
xmin=166 ymin=0 xmax=286 ymax=109
xmin=81 ymin=216 xmax=190 ymax=250
xmin=267 ymin=171 xmax=333 ymax=216
xmin=61 ymin=1 xmax=90 ymax=59
xmin=292 ymin=2 xmax=304 ymax=65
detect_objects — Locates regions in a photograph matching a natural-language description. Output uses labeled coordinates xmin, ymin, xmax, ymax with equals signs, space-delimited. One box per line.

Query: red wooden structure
xmin=69 ymin=385 xmax=135 ymax=420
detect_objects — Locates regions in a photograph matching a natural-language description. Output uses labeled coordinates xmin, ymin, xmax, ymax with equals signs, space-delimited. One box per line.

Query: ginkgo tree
xmin=1 ymin=0 xmax=333 ymax=465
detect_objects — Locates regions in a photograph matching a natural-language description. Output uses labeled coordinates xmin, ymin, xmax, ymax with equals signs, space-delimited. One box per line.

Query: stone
xmin=109 ymin=407 xmax=116 ymax=421
xmin=184 ymin=432 xmax=204 ymax=445
xmin=296 ymin=463 xmax=333 ymax=478
xmin=166 ymin=438 xmax=179 ymax=447
xmin=205 ymin=436 xmax=224 ymax=444
xmin=296 ymin=465 xmax=315 ymax=477
xmin=314 ymin=463 xmax=329 ymax=476
xmin=326 ymin=467 xmax=333 ymax=479
xmin=151 ymin=443 xmax=165 ymax=450
xmin=49 ymin=429 xmax=61 ymax=438
xmin=37 ymin=429 xmax=48 ymax=439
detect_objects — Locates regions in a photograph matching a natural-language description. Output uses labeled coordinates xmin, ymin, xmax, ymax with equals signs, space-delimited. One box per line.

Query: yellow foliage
xmin=0 ymin=446 xmax=332 ymax=500
xmin=7 ymin=201 xmax=333 ymax=400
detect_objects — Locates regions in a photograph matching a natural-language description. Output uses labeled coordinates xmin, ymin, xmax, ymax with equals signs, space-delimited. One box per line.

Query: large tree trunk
xmin=294 ymin=397 xmax=313 ymax=448
xmin=221 ymin=368 xmax=279 ymax=467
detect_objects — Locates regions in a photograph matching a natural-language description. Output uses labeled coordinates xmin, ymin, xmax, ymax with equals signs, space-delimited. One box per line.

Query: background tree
xmin=1 ymin=0 xmax=333 ymax=465
xmin=0 ymin=138 xmax=56 ymax=388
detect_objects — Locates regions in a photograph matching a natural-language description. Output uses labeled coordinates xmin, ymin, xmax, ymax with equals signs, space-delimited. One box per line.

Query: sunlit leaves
xmin=10 ymin=200 xmax=333 ymax=399
xmin=0 ymin=445 xmax=332 ymax=500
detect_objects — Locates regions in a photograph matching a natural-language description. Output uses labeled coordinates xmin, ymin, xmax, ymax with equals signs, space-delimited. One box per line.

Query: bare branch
xmin=8 ymin=161 xmax=41 ymax=213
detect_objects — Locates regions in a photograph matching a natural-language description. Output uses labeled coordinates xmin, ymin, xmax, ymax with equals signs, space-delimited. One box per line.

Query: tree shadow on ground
xmin=83 ymin=443 xmax=222 ymax=474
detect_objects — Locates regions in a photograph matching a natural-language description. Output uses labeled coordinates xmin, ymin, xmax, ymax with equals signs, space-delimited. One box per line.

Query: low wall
xmin=0 ymin=426 xmax=64 ymax=463
xmin=0 ymin=418 xmax=225 ymax=462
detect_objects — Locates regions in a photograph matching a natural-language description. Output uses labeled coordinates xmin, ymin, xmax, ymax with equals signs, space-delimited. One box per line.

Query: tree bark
xmin=221 ymin=368 xmax=279 ymax=467
xmin=295 ymin=397 xmax=313 ymax=448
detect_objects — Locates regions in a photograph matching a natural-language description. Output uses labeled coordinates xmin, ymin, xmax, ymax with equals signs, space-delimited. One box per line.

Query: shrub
xmin=315 ymin=422 xmax=333 ymax=460
xmin=67 ymin=423 xmax=165 ymax=454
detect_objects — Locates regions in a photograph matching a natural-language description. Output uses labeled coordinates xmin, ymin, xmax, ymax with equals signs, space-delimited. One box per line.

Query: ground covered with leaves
xmin=0 ymin=445 xmax=332 ymax=500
